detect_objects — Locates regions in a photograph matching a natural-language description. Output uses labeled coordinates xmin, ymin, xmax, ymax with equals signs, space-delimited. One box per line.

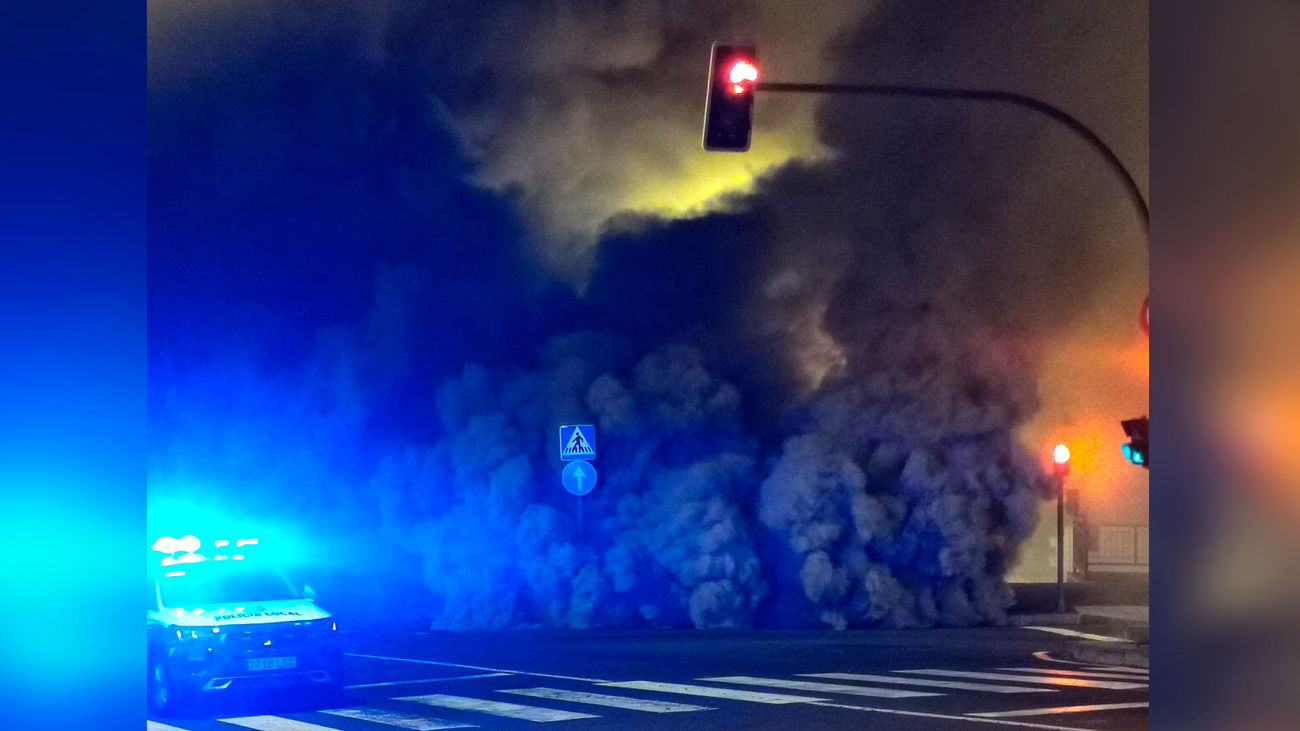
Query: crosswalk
xmin=799 ymin=672 xmax=1057 ymax=694
xmin=893 ymin=669 xmax=1148 ymax=691
xmin=695 ymin=675 xmax=941 ymax=699
xmin=321 ymin=707 xmax=473 ymax=729
xmin=499 ymin=687 xmax=711 ymax=713
xmin=147 ymin=661 xmax=1150 ymax=730
xmin=394 ymin=695 xmax=598 ymax=722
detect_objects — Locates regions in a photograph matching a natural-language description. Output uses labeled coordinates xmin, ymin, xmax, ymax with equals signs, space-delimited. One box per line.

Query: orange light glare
xmin=1053 ymin=443 xmax=1071 ymax=464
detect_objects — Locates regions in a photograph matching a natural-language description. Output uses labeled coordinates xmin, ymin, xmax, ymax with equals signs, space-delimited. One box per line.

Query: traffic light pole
xmin=755 ymin=81 xmax=1149 ymax=231
xmin=1056 ymin=471 xmax=1066 ymax=614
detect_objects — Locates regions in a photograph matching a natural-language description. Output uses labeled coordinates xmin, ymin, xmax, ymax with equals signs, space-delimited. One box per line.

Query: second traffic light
xmin=702 ymin=44 xmax=758 ymax=152
xmin=1120 ymin=416 xmax=1149 ymax=468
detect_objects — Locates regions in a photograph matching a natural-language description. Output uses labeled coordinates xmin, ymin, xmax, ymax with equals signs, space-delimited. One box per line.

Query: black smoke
xmin=149 ymin=1 xmax=1145 ymax=628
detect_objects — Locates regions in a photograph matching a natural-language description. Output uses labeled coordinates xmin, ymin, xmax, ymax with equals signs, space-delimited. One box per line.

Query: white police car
xmin=147 ymin=536 xmax=343 ymax=714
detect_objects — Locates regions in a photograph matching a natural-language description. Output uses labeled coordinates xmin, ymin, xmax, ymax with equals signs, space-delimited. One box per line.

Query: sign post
xmin=559 ymin=425 xmax=598 ymax=532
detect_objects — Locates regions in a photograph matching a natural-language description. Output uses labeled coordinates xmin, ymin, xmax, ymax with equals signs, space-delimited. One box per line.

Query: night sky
xmin=147 ymin=1 xmax=1147 ymax=629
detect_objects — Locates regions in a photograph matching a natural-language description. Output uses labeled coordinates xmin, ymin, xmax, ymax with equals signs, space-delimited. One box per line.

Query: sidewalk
xmin=1065 ymin=604 xmax=1148 ymax=668
xmin=1060 ymin=639 xmax=1150 ymax=668
xmin=1008 ymin=585 xmax=1149 ymax=668
xmin=1076 ymin=605 xmax=1148 ymax=624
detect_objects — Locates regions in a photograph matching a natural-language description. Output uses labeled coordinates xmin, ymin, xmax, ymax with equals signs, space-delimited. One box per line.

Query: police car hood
xmin=170 ymin=600 xmax=331 ymax=627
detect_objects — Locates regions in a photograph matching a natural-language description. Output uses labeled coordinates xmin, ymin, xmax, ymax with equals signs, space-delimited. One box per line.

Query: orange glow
xmin=1053 ymin=444 xmax=1071 ymax=464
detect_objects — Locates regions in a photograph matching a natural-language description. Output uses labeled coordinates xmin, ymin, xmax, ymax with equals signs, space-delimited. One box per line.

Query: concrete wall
xmin=1007 ymin=500 xmax=1080 ymax=584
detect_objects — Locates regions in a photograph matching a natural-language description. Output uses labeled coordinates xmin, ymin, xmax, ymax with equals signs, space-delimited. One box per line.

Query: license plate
xmin=248 ymin=656 xmax=297 ymax=672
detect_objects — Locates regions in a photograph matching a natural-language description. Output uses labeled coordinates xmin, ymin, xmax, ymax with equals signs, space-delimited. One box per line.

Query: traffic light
xmin=1120 ymin=417 xmax=1149 ymax=468
xmin=702 ymin=43 xmax=757 ymax=152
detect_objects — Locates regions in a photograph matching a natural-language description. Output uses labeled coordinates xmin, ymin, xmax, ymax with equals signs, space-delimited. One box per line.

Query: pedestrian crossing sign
xmin=559 ymin=424 xmax=596 ymax=461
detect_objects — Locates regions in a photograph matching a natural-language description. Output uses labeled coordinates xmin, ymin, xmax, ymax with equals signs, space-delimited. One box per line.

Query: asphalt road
xmin=148 ymin=627 xmax=1149 ymax=731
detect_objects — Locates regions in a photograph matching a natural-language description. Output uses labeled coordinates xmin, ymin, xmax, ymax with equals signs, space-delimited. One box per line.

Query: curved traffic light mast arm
xmin=756 ymin=81 xmax=1149 ymax=233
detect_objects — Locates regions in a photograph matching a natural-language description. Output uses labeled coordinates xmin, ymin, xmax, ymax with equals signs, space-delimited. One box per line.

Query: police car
xmin=147 ymin=535 xmax=343 ymax=714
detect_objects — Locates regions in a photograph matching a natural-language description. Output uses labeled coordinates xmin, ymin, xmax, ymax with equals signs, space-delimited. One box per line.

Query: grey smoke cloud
xmin=148 ymin=1 xmax=1146 ymax=629
xmin=370 ymin=340 xmax=766 ymax=628
xmin=411 ymin=0 xmax=868 ymax=275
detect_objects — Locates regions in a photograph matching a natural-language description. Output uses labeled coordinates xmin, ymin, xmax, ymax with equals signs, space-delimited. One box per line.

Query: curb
xmin=1058 ymin=640 xmax=1149 ymax=669
xmin=1006 ymin=612 xmax=1082 ymax=626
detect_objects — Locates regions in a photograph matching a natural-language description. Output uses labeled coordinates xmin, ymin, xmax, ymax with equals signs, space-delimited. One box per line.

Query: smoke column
xmin=148 ymin=1 xmax=1145 ymax=628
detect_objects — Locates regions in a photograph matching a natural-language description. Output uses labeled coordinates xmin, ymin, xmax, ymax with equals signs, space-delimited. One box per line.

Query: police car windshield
xmin=160 ymin=562 xmax=297 ymax=607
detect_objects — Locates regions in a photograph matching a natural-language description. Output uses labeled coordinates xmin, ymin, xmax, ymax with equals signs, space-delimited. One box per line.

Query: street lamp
xmin=1052 ymin=444 xmax=1071 ymax=614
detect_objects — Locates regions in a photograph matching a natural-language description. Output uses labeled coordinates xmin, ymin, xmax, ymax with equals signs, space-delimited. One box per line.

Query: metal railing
xmin=1087 ymin=524 xmax=1149 ymax=571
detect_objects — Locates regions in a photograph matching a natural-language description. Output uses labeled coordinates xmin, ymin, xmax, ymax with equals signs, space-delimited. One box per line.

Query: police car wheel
xmin=147 ymin=660 xmax=168 ymax=713
xmin=148 ymin=660 xmax=190 ymax=715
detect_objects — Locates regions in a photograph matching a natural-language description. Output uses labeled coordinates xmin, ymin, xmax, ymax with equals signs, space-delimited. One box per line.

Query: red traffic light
xmin=703 ymin=44 xmax=757 ymax=152
xmin=728 ymin=60 xmax=758 ymax=94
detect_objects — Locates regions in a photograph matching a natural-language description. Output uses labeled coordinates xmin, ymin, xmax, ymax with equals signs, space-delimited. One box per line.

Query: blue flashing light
xmin=232 ymin=554 xmax=245 ymax=560
xmin=1121 ymin=444 xmax=1133 ymax=461
xmin=153 ymin=535 xmax=195 ymax=554
xmin=146 ymin=497 xmax=304 ymax=568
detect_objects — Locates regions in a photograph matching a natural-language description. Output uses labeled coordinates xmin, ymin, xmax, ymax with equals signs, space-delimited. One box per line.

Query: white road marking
xmin=501 ymin=687 xmax=711 ymax=713
xmin=699 ymin=675 xmax=939 ymax=699
xmin=895 ymin=670 xmax=1147 ymax=691
xmin=996 ymin=667 xmax=1150 ymax=680
xmin=809 ymin=701 xmax=1107 ymax=731
xmin=597 ymin=680 xmax=826 ymax=704
xmin=969 ymin=702 xmax=1150 ymax=718
xmin=801 ymin=672 xmax=1056 ymax=694
xmin=147 ymin=722 xmax=191 ymax=731
xmin=218 ymin=717 xmax=340 ymax=731
xmin=396 ymin=694 xmax=599 ymax=722
xmin=346 ymin=653 xmax=605 ymax=683
xmin=1022 ymin=626 xmax=1129 ymax=642
xmin=346 ymin=672 xmax=511 ymax=689
xmin=322 ymin=707 xmax=476 ymax=729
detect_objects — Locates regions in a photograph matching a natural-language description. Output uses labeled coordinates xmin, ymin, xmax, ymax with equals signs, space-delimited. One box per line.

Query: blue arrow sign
xmin=562 ymin=460 xmax=597 ymax=496
xmin=559 ymin=424 xmax=596 ymax=461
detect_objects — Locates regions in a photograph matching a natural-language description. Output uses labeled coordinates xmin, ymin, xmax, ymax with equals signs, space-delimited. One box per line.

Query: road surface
xmin=148 ymin=627 xmax=1148 ymax=730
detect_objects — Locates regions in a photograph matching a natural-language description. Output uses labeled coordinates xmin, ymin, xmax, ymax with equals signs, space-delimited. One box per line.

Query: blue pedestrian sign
xmin=559 ymin=424 xmax=596 ymax=461
xmin=562 ymin=460 xmax=597 ymax=496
